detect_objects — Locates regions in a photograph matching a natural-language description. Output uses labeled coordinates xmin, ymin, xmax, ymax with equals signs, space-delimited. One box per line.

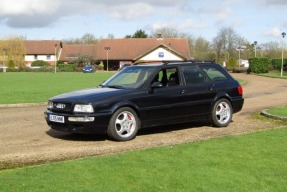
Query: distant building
xmin=24 ymin=40 xmax=62 ymax=66
xmin=2 ymin=38 xmax=191 ymax=70
xmin=94 ymin=38 xmax=191 ymax=70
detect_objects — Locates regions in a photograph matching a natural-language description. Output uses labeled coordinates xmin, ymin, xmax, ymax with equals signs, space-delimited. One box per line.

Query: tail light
xmin=238 ymin=85 xmax=243 ymax=95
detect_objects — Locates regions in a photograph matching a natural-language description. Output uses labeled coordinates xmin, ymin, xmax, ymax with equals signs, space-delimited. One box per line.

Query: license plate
xmin=49 ymin=115 xmax=65 ymax=123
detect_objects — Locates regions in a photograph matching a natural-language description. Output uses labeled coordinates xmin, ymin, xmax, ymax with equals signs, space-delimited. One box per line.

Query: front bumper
xmin=44 ymin=110 xmax=111 ymax=134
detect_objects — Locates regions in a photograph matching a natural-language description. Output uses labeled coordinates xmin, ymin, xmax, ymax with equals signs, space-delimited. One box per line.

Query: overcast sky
xmin=0 ymin=0 xmax=287 ymax=44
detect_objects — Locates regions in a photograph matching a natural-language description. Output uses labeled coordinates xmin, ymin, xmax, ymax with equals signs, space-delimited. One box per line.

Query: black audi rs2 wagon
xmin=44 ymin=61 xmax=244 ymax=141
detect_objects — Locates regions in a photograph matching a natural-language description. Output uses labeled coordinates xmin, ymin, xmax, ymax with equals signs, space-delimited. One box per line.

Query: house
xmin=24 ymin=40 xmax=62 ymax=66
xmin=94 ymin=38 xmax=191 ymax=70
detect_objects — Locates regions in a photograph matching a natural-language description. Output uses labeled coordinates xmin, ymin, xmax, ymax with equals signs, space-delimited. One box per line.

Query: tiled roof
xmin=24 ymin=40 xmax=62 ymax=55
xmin=59 ymin=44 xmax=97 ymax=60
xmin=23 ymin=38 xmax=191 ymax=61
xmin=95 ymin=38 xmax=191 ymax=60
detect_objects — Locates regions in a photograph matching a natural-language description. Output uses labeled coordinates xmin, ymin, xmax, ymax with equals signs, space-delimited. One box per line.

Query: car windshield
xmin=102 ymin=66 xmax=156 ymax=89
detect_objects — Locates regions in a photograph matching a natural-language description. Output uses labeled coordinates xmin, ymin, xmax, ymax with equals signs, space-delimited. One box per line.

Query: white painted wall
xmin=25 ymin=55 xmax=56 ymax=66
xmin=139 ymin=47 xmax=183 ymax=61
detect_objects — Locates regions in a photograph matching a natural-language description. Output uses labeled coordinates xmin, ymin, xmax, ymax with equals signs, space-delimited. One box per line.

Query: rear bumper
xmin=231 ymin=97 xmax=244 ymax=113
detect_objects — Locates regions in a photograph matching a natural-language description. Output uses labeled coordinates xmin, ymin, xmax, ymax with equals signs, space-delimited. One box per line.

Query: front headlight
xmin=73 ymin=104 xmax=94 ymax=113
xmin=47 ymin=101 xmax=53 ymax=109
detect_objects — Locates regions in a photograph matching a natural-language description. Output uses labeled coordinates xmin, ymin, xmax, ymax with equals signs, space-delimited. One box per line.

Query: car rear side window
xmin=181 ymin=66 xmax=205 ymax=84
xmin=200 ymin=65 xmax=229 ymax=81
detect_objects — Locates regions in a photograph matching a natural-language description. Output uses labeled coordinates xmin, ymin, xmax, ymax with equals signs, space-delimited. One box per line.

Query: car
xmin=82 ymin=65 xmax=94 ymax=73
xmin=44 ymin=61 xmax=244 ymax=141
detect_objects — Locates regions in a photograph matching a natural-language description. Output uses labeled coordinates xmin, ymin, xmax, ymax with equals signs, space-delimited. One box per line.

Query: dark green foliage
xmin=31 ymin=60 xmax=50 ymax=67
xmin=57 ymin=64 xmax=77 ymax=72
xmin=57 ymin=60 xmax=65 ymax=65
xmin=270 ymin=58 xmax=287 ymax=71
xmin=249 ymin=58 xmax=270 ymax=73
xmin=8 ymin=60 xmax=15 ymax=69
xmin=125 ymin=29 xmax=148 ymax=38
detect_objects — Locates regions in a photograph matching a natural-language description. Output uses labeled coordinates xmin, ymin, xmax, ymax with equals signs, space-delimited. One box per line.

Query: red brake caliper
xmin=127 ymin=114 xmax=133 ymax=129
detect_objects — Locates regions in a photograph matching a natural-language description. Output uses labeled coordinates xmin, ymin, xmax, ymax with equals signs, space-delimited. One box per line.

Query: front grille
xmin=50 ymin=102 xmax=73 ymax=113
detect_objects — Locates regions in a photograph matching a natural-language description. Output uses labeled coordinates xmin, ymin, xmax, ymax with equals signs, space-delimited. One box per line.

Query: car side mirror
xmin=151 ymin=82 xmax=163 ymax=89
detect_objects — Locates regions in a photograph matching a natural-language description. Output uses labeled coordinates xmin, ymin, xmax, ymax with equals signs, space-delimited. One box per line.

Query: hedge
xmin=248 ymin=58 xmax=270 ymax=73
xmin=57 ymin=64 xmax=77 ymax=72
xmin=31 ymin=60 xmax=50 ymax=67
xmin=0 ymin=67 xmax=54 ymax=72
xmin=270 ymin=58 xmax=287 ymax=71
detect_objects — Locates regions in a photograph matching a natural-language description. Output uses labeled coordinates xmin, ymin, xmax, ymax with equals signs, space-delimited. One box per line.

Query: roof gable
xmin=135 ymin=44 xmax=186 ymax=61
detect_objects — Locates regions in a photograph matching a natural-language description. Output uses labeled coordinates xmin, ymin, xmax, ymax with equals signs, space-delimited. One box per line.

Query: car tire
xmin=107 ymin=107 xmax=140 ymax=141
xmin=210 ymin=98 xmax=233 ymax=127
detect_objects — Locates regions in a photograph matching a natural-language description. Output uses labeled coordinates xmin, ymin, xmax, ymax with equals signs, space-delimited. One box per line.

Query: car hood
xmin=50 ymin=87 xmax=133 ymax=103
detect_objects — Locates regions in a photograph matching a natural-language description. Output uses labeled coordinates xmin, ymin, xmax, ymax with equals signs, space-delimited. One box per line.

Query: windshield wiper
xmin=106 ymin=85 xmax=125 ymax=89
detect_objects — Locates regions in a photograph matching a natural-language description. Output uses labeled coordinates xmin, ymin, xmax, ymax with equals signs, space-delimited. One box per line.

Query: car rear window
xmin=200 ymin=65 xmax=229 ymax=81
xmin=181 ymin=66 xmax=205 ymax=84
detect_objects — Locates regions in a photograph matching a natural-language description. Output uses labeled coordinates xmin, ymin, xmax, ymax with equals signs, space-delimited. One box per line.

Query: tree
xmin=63 ymin=33 xmax=98 ymax=44
xmin=125 ymin=29 xmax=148 ymax=38
xmin=150 ymin=27 xmax=191 ymax=39
xmin=107 ymin=34 xmax=115 ymax=39
xmin=212 ymin=27 xmax=249 ymax=63
xmin=192 ymin=37 xmax=213 ymax=60
xmin=0 ymin=37 xmax=26 ymax=68
xmin=260 ymin=41 xmax=281 ymax=58
xmin=68 ymin=54 xmax=94 ymax=67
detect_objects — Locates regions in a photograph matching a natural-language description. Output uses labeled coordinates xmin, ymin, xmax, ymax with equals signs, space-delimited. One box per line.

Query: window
xmin=47 ymin=55 xmax=51 ymax=60
xmin=104 ymin=66 xmax=156 ymax=89
xmin=182 ymin=66 xmax=205 ymax=84
xmin=200 ymin=66 xmax=229 ymax=81
xmin=34 ymin=55 xmax=38 ymax=60
xmin=152 ymin=68 xmax=179 ymax=87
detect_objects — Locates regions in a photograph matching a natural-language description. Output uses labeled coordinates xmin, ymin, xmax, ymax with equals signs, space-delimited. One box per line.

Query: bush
xmin=57 ymin=64 xmax=77 ymax=72
xmin=94 ymin=64 xmax=104 ymax=71
xmin=4 ymin=67 xmax=54 ymax=72
xmin=225 ymin=58 xmax=237 ymax=70
xmin=31 ymin=60 xmax=50 ymax=67
xmin=270 ymin=59 xmax=287 ymax=71
xmin=8 ymin=60 xmax=15 ymax=69
xmin=249 ymin=58 xmax=270 ymax=73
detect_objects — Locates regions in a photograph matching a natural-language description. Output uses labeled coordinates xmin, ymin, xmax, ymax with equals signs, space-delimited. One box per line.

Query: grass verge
xmin=258 ymin=71 xmax=287 ymax=79
xmin=266 ymin=106 xmax=287 ymax=117
xmin=0 ymin=128 xmax=286 ymax=192
xmin=0 ymin=72 xmax=115 ymax=104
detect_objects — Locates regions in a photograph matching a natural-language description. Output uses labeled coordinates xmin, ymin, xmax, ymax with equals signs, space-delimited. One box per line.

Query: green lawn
xmin=0 ymin=72 xmax=115 ymax=104
xmin=267 ymin=106 xmax=287 ymax=117
xmin=0 ymin=128 xmax=286 ymax=192
xmin=258 ymin=71 xmax=287 ymax=79
xmin=0 ymin=72 xmax=246 ymax=105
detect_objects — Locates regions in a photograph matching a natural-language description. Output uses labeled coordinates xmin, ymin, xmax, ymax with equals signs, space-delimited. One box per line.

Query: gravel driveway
xmin=0 ymin=73 xmax=286 ymax=169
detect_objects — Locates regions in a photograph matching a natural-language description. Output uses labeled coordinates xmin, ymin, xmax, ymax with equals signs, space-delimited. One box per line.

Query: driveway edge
xmin=0 ymin=102 xmax=47 ymax=108
xmin=260 ymin=109 xmax=287 ymax=121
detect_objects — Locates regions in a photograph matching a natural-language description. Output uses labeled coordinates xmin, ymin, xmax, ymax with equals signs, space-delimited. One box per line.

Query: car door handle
xmin=179 ymin=90 xmax=186 ymax=94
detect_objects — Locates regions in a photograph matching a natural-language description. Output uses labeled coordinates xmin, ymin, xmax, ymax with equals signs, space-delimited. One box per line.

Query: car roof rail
xmin=163 ymin=60 xmax=216 ymax=65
